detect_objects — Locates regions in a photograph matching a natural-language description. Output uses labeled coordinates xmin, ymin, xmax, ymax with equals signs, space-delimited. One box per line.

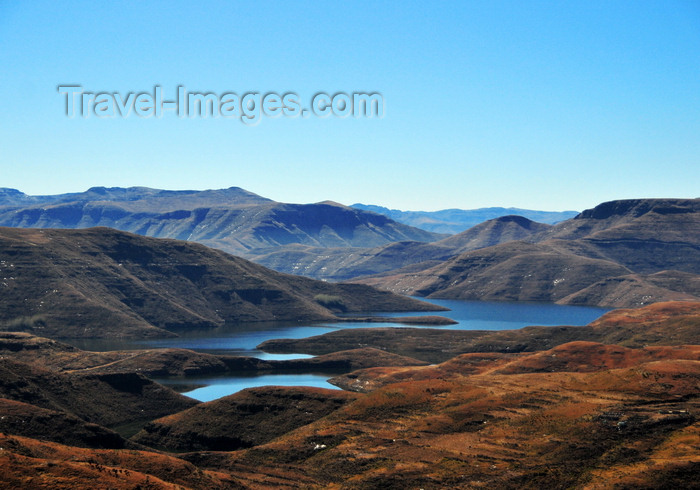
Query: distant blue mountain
xmin=350 ymin=204 xmax=579 ymax=234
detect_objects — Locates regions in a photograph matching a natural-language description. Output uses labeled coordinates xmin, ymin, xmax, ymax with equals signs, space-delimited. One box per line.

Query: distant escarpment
xmin=0 ymin=227 xmax=441 ymax=339
xmin=252 ymin=214 xmax=552 ymax=280
xmin=0 ymin=186 xmax=443 ymax=256
xmin=354 ymin=198 xmax=700 ymax=307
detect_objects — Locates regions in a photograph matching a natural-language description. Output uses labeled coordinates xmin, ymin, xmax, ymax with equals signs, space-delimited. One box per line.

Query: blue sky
xmin=1 ymin=1 xmax=698 ymax=211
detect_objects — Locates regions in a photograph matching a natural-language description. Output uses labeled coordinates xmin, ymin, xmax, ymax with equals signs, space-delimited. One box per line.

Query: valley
xmin=0 ymin=189 xmax=698 ymax=488
xmin=2 ymin=189 xmax=698 ymax=308
xmin=0 ymin=302 xmax=697 ymax=488
xmin=6 ymin=3 xmax=698 ymax=487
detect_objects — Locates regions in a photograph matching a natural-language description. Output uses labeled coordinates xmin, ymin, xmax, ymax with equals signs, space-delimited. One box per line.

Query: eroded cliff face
xmin=0 ymin=187 xmax=444 ymax=256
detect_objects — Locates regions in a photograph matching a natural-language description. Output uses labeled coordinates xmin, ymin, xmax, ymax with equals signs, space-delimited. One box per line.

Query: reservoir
xmin=67 ymin=300 xmax=611 ymax=401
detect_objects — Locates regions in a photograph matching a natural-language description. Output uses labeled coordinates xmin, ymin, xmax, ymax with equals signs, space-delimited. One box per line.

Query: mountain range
xmin=1 ymin=187 xmax=698 ymax=309
xmin=356 ymin=198 xmax=700 ymax=307
xmin=0 ymin=187 xmax=576 ymax=281
xmin=351 ymin=203 xmax=578 ymax=233
xmin=0 ymin=187 xmax=443 ymax=254
xmin=0 ymin=186 xmax=575 ymax=282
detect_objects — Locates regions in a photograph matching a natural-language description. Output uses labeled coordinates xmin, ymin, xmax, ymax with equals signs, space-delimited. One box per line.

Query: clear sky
xmin=1 ymin=1 xmax=698 ymax=211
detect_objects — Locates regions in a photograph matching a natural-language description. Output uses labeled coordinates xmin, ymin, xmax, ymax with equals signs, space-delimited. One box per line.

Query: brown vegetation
xmin=132 ymin=386 xmax=359 ymax=452
xmin=0 ymin=299 xmax=698 ymax=487
xmin=260 ymin=301 xmax=700 ymax=363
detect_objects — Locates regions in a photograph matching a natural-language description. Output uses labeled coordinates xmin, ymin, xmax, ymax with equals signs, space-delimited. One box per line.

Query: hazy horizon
xmin=1 ymin=1 xmax=698 ymax=212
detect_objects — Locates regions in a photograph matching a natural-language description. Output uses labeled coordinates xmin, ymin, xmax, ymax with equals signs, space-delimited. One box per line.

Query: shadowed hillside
xmin=0 ymin=227 xmax=442 ymax=339
xmin=0 ymin=358 xmax=197 ymax=429
xmin=132 ymin=386 xmax=359 ymax=452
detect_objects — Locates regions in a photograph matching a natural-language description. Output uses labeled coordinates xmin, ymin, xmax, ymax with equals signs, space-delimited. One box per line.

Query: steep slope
xmin=0 ymin=398 xmax=131 ymax=449
xmin=0 ymin=227 xmax=441 ymax=339
xmin=355 ymin=198 xmax=700 ymax=307
xmin=535 ymin=198 xmax=700 ymax=242
xmin=253 ymin=215 xmax=549 ymax=280
xmin=0 ymin=358 xmax=197 ymax=429
xmin=531 ymin=198 xmax=700 ymax=274
xmin=0 ymin=187 xmax=444 ymax=257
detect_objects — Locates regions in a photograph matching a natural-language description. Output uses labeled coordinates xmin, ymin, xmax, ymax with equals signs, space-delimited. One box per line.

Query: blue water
xmin=373 ymin=299 xmax=611 ymax=331
xmin=66 ymin=299 xmax=610 ymax=400
xmin=156 ymin=373 xmax=341 ymax=402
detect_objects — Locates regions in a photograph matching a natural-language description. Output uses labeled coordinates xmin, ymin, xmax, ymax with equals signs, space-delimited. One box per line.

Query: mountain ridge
xmin=0 ymin=187 xmax=445 ymax=258
xmin=351 ymin=202 xmax=578 ymax=234
xmin=0 ymin=226 xmax=442 ymax=339
xmin=252 ymin=214 xmax=551 ymax=280
xmin=353 ymin=198 xmax=700 ymax=307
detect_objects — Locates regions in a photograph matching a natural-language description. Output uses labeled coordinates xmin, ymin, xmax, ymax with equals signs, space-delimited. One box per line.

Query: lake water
xmin=67 ymin=299 xmax=610 ymax=401
xmin=155 ymin=373 xmax=342 ymax=402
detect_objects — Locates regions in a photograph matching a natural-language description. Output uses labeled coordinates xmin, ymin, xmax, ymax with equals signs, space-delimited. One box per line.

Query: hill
xmin=0 ymin=302 xmax=697 ymax=488
xmin=0 ymin=398 xmax=131 ymax=449
xmin=0 ymin=227 xmax=442 ymax=339
xmin=355 ymin=198 xmax=700 ymax=307
xmin=351 ymin=203 xmax=577 ymax=233
xmin=0 ymin=358 xmax=197 ymax=430
xmin=252 ymin=214 xmax=550 ymax=280
xmin=132 ymin=386 xmax=359 ymax=452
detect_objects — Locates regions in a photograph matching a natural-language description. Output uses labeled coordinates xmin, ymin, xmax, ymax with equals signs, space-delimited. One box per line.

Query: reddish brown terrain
xmin=0 ymin=301 xmax=697 ymax=488
xmin=259 ymin=300 xmax=700 ymax=363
